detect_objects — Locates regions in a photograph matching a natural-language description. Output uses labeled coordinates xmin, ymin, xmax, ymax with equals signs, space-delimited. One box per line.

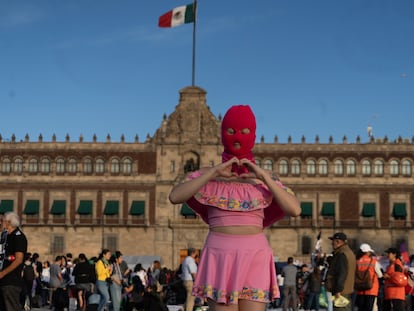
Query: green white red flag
xmin=158 ymin=3 xmax=195 ymax=28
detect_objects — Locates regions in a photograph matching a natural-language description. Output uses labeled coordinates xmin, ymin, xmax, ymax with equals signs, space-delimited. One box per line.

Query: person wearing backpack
xmin=354 ymin=243 xmax=383 ymax=311
xmin=124 ymin=264 xmax=145 ymax=311
xmin=31 ymin=253 xmax=43 ymax=307
xmin=72 ymin=253 xmax=94 ymax=311
xmin=22 ymin=253 xmax=36 ymax=310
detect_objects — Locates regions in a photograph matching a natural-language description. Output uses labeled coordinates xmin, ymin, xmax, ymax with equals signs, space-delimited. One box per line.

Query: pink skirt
xmin=192 ymin=231 xmax=279 ymax=305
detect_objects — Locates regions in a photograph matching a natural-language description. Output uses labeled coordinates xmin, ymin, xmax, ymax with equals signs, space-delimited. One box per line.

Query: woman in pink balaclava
xmin=169 ymin=105 xmax=301 ymax=311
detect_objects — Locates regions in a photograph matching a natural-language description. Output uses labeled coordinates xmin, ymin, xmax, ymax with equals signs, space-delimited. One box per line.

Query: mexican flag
xmin=158 ymin=3 xmax=195 ymax=28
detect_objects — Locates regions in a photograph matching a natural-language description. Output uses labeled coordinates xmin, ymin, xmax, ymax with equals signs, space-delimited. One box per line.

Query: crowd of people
xmin=271 ymin=232 xmax=414 ymax=311
xmin=2 ymin=223 xmax=414 ymax=311
xmin=7 ymin=235 xmax=414 ymax=311
xmin=14 ymin=249 xmax=191 ymax=311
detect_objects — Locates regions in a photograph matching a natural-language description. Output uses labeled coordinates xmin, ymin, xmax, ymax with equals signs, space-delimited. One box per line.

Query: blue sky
xmin=1 ymin=0 xmax=413 ymax=144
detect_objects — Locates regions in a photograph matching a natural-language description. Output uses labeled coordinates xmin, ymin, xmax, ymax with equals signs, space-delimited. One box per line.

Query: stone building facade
xmin=0 ymin=86 xmax=413 ymax=268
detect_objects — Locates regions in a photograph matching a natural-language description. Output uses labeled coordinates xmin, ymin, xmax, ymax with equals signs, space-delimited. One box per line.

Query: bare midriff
xmin=210 ymin=225 xmax=263 ymax=235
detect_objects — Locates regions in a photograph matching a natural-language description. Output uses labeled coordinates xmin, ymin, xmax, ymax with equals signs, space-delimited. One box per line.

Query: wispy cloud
xmin=54 ymin=25 xmax=184 ymax=50
xmin=90 ymin=26 xmax=168 ymax=46
xmin=198 ymin=8 xmax=284 ymax=35
xmin=0 ymin=4 xmax=44 ymax=28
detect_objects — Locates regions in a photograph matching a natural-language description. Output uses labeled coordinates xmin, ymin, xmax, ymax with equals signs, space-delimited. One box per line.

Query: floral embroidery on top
xmin=193 ymin=192 xmax=267 ymax=211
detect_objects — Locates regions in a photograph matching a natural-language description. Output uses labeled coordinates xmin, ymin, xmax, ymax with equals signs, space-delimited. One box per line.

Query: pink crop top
xmin=185 ymin=170 xmax=291 ymax=228
xmin=207 ymin=205 xmax=264 ymax=228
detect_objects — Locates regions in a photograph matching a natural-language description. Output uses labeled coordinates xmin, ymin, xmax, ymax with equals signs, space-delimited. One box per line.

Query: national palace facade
xmin=0 ymin=86 xmax=413 ymax=268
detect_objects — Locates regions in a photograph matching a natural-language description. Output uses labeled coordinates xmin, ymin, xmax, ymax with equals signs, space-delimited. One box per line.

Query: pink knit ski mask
xmin=221 ymin=105 xmax=256 ymax=174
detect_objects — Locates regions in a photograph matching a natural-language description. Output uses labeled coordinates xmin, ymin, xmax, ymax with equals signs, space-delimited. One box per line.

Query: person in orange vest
xmin=383 ymin=247 xmax=406 ymax=311
xmin=354 ymin=243 xmax=383 ymax=311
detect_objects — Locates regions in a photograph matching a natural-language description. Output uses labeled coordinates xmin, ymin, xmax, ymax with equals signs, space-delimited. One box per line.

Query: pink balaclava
xmin=221 ymin=105 xmax=256 ymax=174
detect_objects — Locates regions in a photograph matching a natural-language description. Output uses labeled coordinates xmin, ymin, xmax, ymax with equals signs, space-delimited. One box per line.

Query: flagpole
xmin=191 ymin=0 xmax=197 ymax=86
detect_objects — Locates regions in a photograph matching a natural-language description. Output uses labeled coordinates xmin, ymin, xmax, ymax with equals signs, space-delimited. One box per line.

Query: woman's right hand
xmin=213 ymin=157 xmax=240 ymax=178
xmin=169 ymin=157 xmax=239 ymax=204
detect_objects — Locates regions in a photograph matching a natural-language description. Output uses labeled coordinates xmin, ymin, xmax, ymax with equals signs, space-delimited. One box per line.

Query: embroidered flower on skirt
xmin=193 ymin=284 xmax=279 ymax=305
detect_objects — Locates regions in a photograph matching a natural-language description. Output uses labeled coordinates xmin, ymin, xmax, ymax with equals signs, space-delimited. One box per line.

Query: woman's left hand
xmin=238 ymin=159 xmax=267 ymax=180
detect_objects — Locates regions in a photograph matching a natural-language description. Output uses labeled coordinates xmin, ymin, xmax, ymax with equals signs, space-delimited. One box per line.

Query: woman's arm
xmin=240 ymin=159 xmax=301 ymax=217
xmin=169 ymin=157 xmax=238 ymax=204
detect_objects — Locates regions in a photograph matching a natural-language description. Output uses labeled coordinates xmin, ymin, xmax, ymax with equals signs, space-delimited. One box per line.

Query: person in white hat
xmin=355 ymin=243 xmax=383 ymax=311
